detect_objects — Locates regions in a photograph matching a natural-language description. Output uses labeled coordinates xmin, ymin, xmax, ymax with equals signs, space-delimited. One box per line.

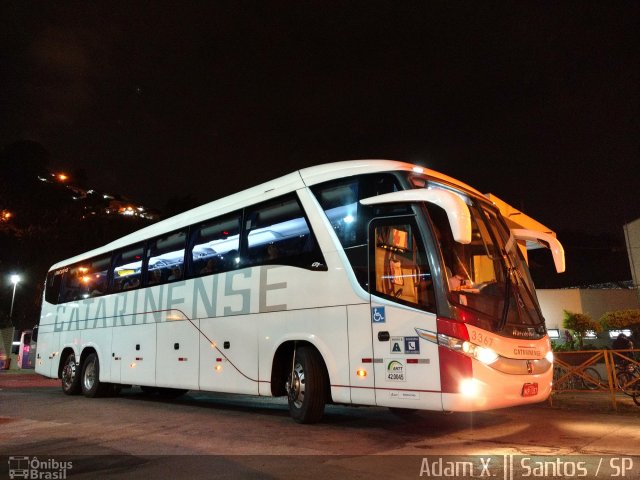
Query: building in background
xmin=624 ymin=218 xmax=640 ymax=299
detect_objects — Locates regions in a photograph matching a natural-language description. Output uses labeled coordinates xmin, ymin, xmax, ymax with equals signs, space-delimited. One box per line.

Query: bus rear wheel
xmin=286 ymin=346 xmax=327 ymax=424
xmin=61 ymin=352 xmax=81 ymax=395
xmin=81 ymin=353 xmax=108 ymax=398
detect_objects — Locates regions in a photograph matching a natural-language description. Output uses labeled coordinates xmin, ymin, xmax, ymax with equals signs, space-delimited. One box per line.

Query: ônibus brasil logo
xmin=8 ymin=456 xmax=72 ymax=479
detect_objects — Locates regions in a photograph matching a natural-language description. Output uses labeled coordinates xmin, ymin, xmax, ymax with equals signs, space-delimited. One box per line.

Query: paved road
xmin=1 ymin=373 xmax=639 ymax=479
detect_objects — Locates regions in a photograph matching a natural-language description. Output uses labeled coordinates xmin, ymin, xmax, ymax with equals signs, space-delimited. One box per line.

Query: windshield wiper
xmin=497 ymin=265 xmax=512 ymax=332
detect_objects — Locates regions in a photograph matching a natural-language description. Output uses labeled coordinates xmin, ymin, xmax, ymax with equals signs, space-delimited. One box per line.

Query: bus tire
xmin=81 ymin=353 xmax=107 ymax=398
xmin=61 ymin=352 xmax=82 ymax=395
xmin=287 ymin=346 xmax=327 ymax=424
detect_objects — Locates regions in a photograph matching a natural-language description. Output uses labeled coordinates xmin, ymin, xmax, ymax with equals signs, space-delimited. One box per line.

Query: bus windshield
xmin=427 ymin=196 xmax=545 ymax=337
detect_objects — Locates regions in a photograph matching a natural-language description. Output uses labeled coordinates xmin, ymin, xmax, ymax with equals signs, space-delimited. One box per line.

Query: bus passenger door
xmin=369 ymin=218 xmax=442 ymax=410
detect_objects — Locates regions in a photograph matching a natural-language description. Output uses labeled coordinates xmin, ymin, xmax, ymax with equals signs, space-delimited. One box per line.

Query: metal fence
xmin=552 ymin=349 xmax=640 ymax=409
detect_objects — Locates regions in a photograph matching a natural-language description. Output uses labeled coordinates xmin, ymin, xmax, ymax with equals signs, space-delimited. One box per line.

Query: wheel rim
xmin=62 ymin=357 xmax=77 ymax=390
xmin=83 ymin=359 xmax=96 ymax=392
xmin=288 ymin=362 xmax=306 ymax=408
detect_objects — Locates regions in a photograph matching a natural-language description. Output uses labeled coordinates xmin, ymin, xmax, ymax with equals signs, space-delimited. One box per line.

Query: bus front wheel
xmin=61 ymin=352 xmax=81 ymax=395
xmin=286 ymin=346 xmax=327 ymax=424
xmin=81 ymin=353 xmax=108 ymax=398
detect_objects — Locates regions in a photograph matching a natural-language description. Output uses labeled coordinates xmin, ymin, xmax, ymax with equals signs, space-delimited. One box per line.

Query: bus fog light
xmin=459 ymin=378 xmax=479 ymax=397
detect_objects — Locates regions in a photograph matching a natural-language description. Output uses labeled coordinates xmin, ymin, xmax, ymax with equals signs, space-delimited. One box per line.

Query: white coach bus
xmin=35 ymin=160 xmax=564 ymax=423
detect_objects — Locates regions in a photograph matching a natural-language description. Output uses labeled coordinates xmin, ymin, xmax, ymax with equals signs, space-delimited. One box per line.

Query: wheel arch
xmin=57 ymin=346 xmax=78 ymax=379
xmin=80 ymin=346 xmax=98 ymax=367
xmin=270 ymin=339 xmax=331 ymax=402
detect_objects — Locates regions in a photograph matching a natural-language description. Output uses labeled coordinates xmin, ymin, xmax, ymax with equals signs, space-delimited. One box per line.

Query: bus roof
xmin=49 ymin=159 xmax=482 ymax=270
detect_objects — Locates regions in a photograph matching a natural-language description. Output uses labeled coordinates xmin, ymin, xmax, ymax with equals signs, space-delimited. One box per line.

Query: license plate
xmin=522 ymin=382 xmax=538 ymax=397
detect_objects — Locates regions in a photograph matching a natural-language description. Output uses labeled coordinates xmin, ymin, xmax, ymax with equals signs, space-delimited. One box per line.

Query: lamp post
xmin=9 ymin=274 xmax=20 ymax=325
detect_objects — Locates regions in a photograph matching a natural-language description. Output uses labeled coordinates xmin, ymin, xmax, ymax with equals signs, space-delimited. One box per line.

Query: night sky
xmin=1 ymin=2 xmax=638 ymax=236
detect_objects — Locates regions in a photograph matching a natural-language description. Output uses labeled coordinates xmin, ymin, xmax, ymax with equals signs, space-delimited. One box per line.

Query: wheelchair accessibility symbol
xmin=372 ymin=306 xmax=386 ymax=323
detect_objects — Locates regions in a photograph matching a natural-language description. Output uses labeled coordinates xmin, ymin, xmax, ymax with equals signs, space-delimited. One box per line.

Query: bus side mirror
xmin=512 ymin=228 xmax=566 ymax=273
xmin=360 ymin=189 xmax=472 ymax=244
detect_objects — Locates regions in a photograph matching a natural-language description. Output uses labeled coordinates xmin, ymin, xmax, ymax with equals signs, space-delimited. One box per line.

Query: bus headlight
xmin=438 ymin=334 xmax=499 ymax=365
xmin=545 ymin=350 xmax=554 ymax=363
xmin=473 ymin=345 xmax=499 ymax=365
xmin=463 ymin=341 xmax=498 ymax=365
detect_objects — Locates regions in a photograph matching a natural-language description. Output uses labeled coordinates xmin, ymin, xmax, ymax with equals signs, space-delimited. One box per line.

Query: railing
xmin=552 ymin=349 xmax=640 ymax=409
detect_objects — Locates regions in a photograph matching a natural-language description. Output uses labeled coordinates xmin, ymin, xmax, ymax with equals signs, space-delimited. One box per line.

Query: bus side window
xmin=147 ymin=230 xmax=187 ymax=285
xmin=111 ymin=244 xmax=145 ymax=293
xmin=189 ymin=212 xmax=242 ymax=277
xmin=86 ymin=255 xmax=111 ymax=297
xmin=244 ymin=194 xmax=325 ymax=270
xmin=45 ymin=271 xmax=63 ymax=305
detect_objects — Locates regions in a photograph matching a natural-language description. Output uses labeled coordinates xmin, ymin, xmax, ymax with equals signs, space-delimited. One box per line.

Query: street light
xmin=9 ymin=274 xmax=20 ymax=325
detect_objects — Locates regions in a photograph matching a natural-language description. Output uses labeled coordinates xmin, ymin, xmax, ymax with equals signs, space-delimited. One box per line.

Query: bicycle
xmin=615 ymin=361 xmax=640 ymax=396
xmin=553 ymin=365 xmax=602 ymax=390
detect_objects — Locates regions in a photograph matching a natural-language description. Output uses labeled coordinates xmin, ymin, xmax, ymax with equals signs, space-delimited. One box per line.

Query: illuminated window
xmin=190 ymin=213 xmax=241 ymax=277
xmin=147 ymin=230 xmax=187 ymax=285
xmin=609 ymin=329 xmax=632 ymax=339
xmin=244 ymin=194 xmax=325 ymax=270
xmin=58 ymin=255 xmax=111 ymax=303
xmin=371 ymin=219 xmax=435 ymax=313
xmin=112 ymin=244 xmax=144 ymax=292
